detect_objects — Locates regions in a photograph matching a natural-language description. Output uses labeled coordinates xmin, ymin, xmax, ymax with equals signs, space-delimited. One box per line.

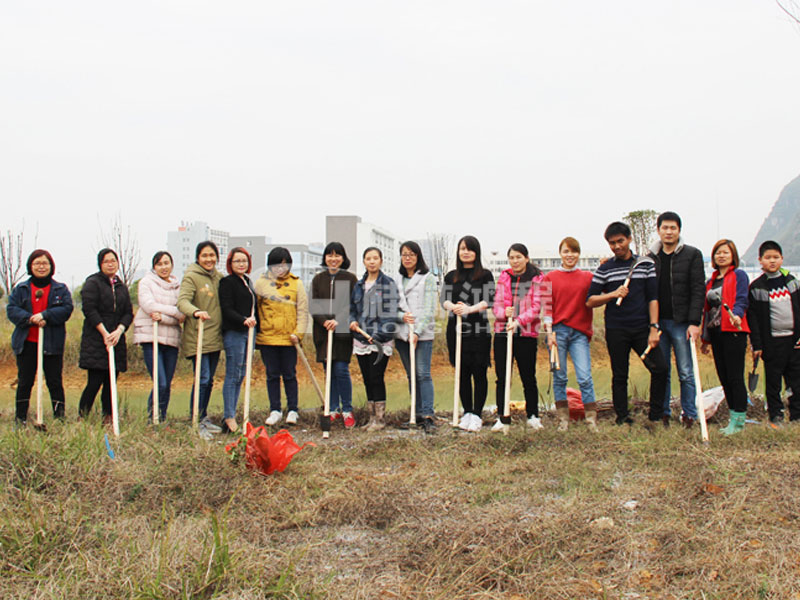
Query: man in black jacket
xmin=648 ymin=212 xmax=706 ymax=428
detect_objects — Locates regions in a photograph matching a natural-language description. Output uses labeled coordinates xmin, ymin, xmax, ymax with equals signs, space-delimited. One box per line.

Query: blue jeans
xmin=324 ymin=360 xmax=353 ymax=413
xmin=223 ymin=330 xmax=254 ymax=419
xmin=142 ymin=343 xmax=179 ymax=421
xmin=260 ymin=345 xmax=298 ymax=412
xmin=659 ymin=319 xmax=697 ymax=419
xmin=396 ymin=339 xmax=435 ymax=418
xmin=553 ymin=323 xmax=595 ymax=405
xmin=189 ymin=351 xmax=220 ymax=420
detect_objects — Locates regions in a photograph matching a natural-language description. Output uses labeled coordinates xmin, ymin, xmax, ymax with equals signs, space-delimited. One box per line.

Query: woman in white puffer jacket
xmin=134 ymin=251 xmax=185 ymax=421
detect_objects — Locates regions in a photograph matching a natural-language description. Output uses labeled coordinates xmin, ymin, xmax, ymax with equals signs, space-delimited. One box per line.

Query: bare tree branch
xmin=777 ymin=0 xmax=800 ymax=24
xmin=0 ymin=225 xmax=25 ymax=295
xmin=426 ymin=232 xmax=455 ymax=288
xmin=623 ymin=210 xmax=658 ymax=256
xmin=97 ymin=213 xmax=141 ymax=287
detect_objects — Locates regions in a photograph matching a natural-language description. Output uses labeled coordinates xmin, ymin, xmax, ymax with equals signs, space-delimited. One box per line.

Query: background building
xmin=326 ymin=215 xmax=400 ymax=277
xmin=263 ymin=243 xmax=324 ymax=290
xmin=228 ymin=235 xmax=272 ymax=276
xmin=485 ymin=250 xmax=604 ymax=281
xmin=167 ymin=221 xmax=229 ymax=276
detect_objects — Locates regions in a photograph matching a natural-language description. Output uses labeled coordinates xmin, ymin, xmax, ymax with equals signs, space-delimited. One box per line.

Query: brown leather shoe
xmin=681 ymin=416 xmax=695 ymax=429
xmin=661 ymin=415 xmax=671 ymax=428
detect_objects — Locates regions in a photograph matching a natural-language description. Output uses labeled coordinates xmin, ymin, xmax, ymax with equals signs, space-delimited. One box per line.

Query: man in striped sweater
xmin=586 ymin=221 xmax=667 ymax=426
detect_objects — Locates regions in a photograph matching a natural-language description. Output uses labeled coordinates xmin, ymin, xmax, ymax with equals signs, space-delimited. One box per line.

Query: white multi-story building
xmin=167 ymin=221 xmax=229 ymax=277
xmin=325 ymin=216 xmax=400 ymax=277
xmin=485 ymin=250 xmax=604 ymax=281
xmin=263 ymin=243 xmax=324 ymax=290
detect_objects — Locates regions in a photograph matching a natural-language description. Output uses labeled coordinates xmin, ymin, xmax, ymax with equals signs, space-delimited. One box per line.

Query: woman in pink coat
xmin=492 ymin=243 xmax=544 ymax=431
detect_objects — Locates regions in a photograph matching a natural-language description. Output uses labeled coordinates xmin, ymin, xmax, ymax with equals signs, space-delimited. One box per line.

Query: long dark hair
xmin=399 ymin=241 xmax=429 ymax=277
xmin=151 ymin=250 xmax=173 ymax=269
xmin=507 ymin=243 xmax=541 ymax=278
xmin=320 ymin=241 xmax=351 ymax=270
xmin=454 ymin=235 xmax=485 ymax=282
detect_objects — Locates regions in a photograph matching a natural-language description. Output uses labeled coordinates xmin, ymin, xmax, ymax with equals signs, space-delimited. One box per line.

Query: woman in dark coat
xmin=78 ymin=248 xmax=134 ymax=420
xmin=310 ymin=242 xmax=357 ymax=428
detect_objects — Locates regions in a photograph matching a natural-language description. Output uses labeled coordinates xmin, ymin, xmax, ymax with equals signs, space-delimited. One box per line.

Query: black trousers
xmin=605 ymin=327 xmax=668 ymax=421
xmin=356 ymin=352 xmax=389 ymax=403
xmin=763 ymin=337 xmax=800 ymax=421
xmin=15 ymin=341 xmax=65 ymax=421
xmin=79 ymin=368 xmax=119 ymax=417
xmin=494 ymin=334 xmax=539 ymax=418
xmin=708 ymin=328 xmax=748 ymax=413
xmin=458 ymin=350 xmax=489 ymax=416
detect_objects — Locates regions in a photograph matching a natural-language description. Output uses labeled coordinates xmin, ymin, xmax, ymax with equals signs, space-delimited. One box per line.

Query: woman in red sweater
xmin=541 ymin=237 xmax=597 ymax=431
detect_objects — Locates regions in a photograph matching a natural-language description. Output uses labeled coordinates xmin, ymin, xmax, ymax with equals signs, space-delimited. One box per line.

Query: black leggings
xmin=708 ymin=328 xmax=748 ymax=413
xmin=79 ymin=369 xmax=119 ymax=417
xmin=459 ymin=351 xmax=489 ymax=416
xmin=494 ymin=334 xmax=539 ymax=418
xmin=356 ymin=352 xmax=389 ymax=403
xmin=15 ymin=341 xmax=65 ymax=421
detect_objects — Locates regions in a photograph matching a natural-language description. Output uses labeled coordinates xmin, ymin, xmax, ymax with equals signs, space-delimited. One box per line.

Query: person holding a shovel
xmin=442 ymin=235 xmax=494 ymax=432
xmin=491 ymin=243 xmax=544 ymax=431
xmin=7 ymin=249 xmax=73 ymax=426
xmin=78 ymin=248 xmax=134 ymax=423
xmin=350 ymin=247 xmax=400 ymax=431
xmin=310 ymin=242 xmax=357 ymax=429
xmin=178 ymin=241 xmax=224 ymax=437
xmin=257 ymin=247 xmax=309 ymax=427
xmin=587 ymin=222 xmax=667 ymax=427
xmin=133 ymin=251 xmax=184 ymax=423
xmin=219 ymin=247 xmax=259 ymax=433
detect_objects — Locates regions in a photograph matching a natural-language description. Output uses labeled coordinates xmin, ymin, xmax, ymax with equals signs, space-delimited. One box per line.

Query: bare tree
xmin=623 ymin=209 xmax=658 ymax=256
xmin=426 ymin=232 xmax=455 ymax=287
xmin=0 ymin=226 xmax=25 ymax=295
xmin=97 ymin=214 xmax=141 ymax=287
xmin=777 ymin=0 xmax=800 ymax=25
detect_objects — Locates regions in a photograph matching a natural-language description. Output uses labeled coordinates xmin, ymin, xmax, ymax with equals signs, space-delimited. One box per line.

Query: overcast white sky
xmin=2 ymin=0 xmax=799 ymax=286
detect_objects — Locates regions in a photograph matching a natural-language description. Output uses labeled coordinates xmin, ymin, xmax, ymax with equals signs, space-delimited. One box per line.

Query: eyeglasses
xmin=31 ymin=260 xmax=50 ymax=267
xmin=401 ymin=253 xmax=416 ymax=259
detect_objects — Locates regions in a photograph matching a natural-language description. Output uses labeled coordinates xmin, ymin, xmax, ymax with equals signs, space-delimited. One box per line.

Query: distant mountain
xmin=742 ymin=174 xmax=800 ymax=265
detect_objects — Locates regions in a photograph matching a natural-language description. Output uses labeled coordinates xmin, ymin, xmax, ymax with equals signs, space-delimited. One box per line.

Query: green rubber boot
xmin=720 ymin=410 xmax=746 ymax=435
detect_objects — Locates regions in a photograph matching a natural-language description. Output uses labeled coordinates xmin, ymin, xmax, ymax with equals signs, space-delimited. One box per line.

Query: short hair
xmin=758 ymin=240 xmax=783 ymax=258
xmin=195 ymin=241 xmax=219 ymax=260
xmin=26 ymin=249 xmax=55 ymax=276
xmin=151 ymin=251 xmax=173 ymax=269
xmin=604 ymin=221 xmax=631 ymax=240
xmin=321 ymin=242 xmax=351 ymax=270
xmin=657 ymin=211 xmax=682 ymax=230
xmin=507 ymin=243 xmax=529 ymax=258
xmin=559 ymin=237 xmax=581 ymax=253
xmin=97 ymin=248 xmax=119 ymax=269
xmin=267 ymin=247 xmax=293 ymax=268
xmin=399 ymin=241 xmax=429 ymax=276
xmin=226 ymin=247 xmax=252 ymax=275
xmin=362 ymin=246 xmax=383 ymax=260
xmin=711 ymin=239 xmax=740 ymax=270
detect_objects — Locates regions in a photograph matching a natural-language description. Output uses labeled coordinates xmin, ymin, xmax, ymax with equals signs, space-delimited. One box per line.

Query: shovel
xmin=409 ymin=323 xmax=417 ymax=426
xmin=320 ymin=329 xmax=333 ymax=439
xmin=723 ymin=303 xmax=743 ymax=331
xmin=192 ymin=318 xmax=204 ymax=430
xmin=353 ymin=326 xmax=385 ymax=364
xmin=107 ymin=345 xmax=120 ymax=438
xmin=152 ymin=320 xmax=159 ymax=425
xmin=33 ymin=323 xmax=47 ymax=432
xmin=689 ymin=339 xmax=710 ymax=444
xmin=500 ymin=319 xmax=514 ymax=427
xmin=242 ymin=322 xmax=255 ymax=427
xmin=748 ymin=354 xmax=760 ymax=395
xmin=452 ymin=314 xmax=463 ymax=427
xmin=616 ymin=256 xmax=655 ymax=306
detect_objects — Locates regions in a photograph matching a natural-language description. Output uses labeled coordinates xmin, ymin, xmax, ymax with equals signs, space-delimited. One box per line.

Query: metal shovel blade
xmin=748 ymin=355 xmax=760 ymax=394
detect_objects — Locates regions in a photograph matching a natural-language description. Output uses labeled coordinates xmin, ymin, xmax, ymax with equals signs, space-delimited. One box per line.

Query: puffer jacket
xmin=133 ymin=270 xmax=183 ymax=348
xmin=7 ymin=278 xmax=73 ymax=356
xmin=350 ymin=270 xmax=400 ymax=344
xmin=177 ymin=263 xmax=224 ymax=357
xmin=394 ymin=271 xmax=438 ymax=342
xmin=79 ymin=272 xmax=134 ymax=371
xmin=255 ymin=271 xmax=308 ymax=346
xmin=647 ymin=238 xmax=706 ymax=326
xmin=492 ymin=266 xmax=544 ymax=337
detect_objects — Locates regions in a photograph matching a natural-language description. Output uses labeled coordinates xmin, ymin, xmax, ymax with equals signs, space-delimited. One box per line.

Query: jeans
xmin=605 ymin=327 xmax=668 ymax=421
xmin=658 ymin=319 xmax=697 ymax=419
xmin=15 ymin=341 xmax=66 ymax=420
xmin=189 ymin=351 xmax=221 ymax=420
xmin=493 ymin=334 xmax=539 ymax=418
xmin=396 ymin=339 xmax=435 ymax=418
xmin=324 ymin=360 xmax=353 ymax=413
xmin=223 ymin=330 xmax=254 ymax=419
xmin=260 ymin=345 xmax=298 ymax=412
xmin=553 ymin=323 xmax=595 ymax=405
xmin=142 ymin=343 xmax=179 ymax=421
xmin=356 ymin=352 xmax=390 ymax=403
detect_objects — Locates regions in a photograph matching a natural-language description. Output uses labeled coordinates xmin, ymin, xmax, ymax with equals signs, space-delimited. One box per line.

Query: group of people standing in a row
xmin=7 ymin=211 xmax=800 ymax=435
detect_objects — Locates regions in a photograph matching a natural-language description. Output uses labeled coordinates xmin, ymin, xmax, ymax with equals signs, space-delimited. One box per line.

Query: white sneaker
xmin=527 ymin=415 xmax=544 ymax=430
xmin=198 ymin=425 xmax=214 ymax=441
xmin=468 ymin=413 xmax=482 ymax=432
xmin=265 ymin=410 xmax=282 ymax=426
xmin=285 ymin=410 xmax=299 ymax=425
xmin=458 ymin=413 xmax=471 ymax=430
xmin=200 ymin=417 xmax=222 ymax=433
xmin=491 ymin=419 xmax=508 ymax=432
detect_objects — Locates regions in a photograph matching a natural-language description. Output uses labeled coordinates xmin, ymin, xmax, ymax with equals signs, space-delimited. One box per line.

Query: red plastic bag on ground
xmin=567 ymin=387 xmax=585 ymax=420
xmin=226 ymin=422 xmax=314 ymax=475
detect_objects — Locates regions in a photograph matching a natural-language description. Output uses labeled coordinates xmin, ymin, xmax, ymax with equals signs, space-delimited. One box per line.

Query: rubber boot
xmin=720 ymin=410 xmax=746 ymax=435
xmin=372 ymin=401 xmax=386 ymax=431
xmin=364 ymin=401 xmax=377 ymax=430
xmin=584 ymin=402 xmax=598 ymax=432
xmin=556 ymin=401 xmax=569 ymax=431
